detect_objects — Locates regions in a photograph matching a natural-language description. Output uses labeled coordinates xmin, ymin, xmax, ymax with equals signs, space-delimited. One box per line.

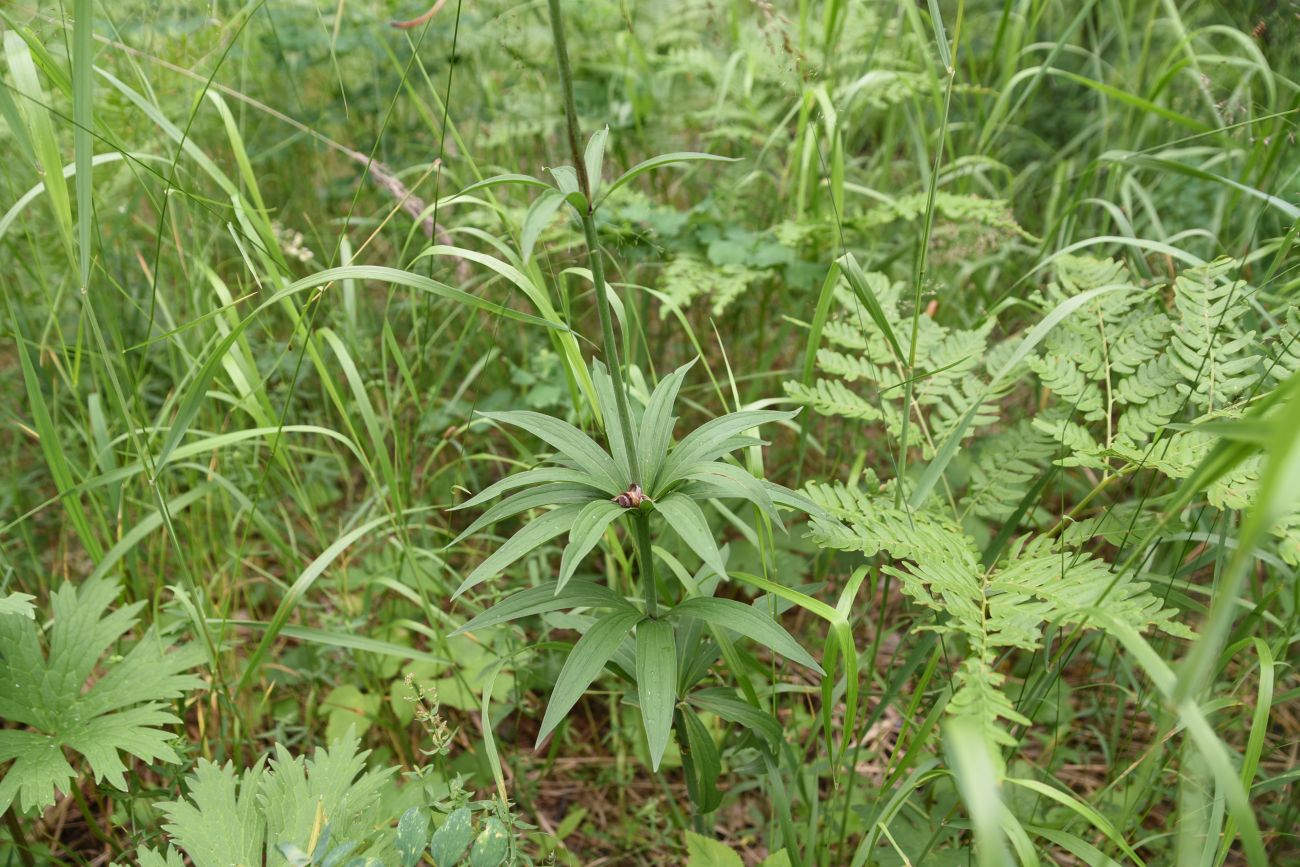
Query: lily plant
xmin=446 ymin=0 xmax=825 ymax=784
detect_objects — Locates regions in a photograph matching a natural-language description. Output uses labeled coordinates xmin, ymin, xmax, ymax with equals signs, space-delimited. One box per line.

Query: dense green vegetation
xmin=1 ymin=1 xmax=1298 ymax=864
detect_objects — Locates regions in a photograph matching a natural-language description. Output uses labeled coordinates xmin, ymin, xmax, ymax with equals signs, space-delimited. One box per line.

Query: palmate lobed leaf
xmin=147 ymin=728 xmax=397 ymax=867
xmin=0 ymin=576 xmax=204 ymax=815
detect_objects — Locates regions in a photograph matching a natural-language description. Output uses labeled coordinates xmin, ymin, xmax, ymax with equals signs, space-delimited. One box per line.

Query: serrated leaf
xmin=452 ymin=504 xmax=587 ymax=598
xmin=685 ymin=830 xmax=743 ymax=867
xmin=0 ymin=592 xmax=35 ymax=619
xmin=538 ymin=611 xmax=642 ymax=745
xmin=428 ymin=806 xmax=474 ymax=866
xmin=0 ymin=577 xmax=203 ymax=815
xmin=654 ymin=493 xmax=728 ymax=580
xmin=558 ymin=499 xmax=626 ymax=591
xmin=636 ymin=618 xmax=678 ymax=771
xmin=669 ymin=597 xmax=822 ymax=674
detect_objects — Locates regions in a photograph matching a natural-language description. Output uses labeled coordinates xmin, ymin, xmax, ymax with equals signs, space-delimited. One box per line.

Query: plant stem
xmin=546 ymin=0 xmax=591 ymax=203
xmin=548 ymin=0 xmax=658 ymax=622
xmin=548 ymin=0 xmax=641 ymax=480
xmin=633 ymin=512 xmax=658 ymax=618
xmin=5 ymin=810 xmax=36 ymax=867
xmin=580 ymin=212 xmax=641 ymax=478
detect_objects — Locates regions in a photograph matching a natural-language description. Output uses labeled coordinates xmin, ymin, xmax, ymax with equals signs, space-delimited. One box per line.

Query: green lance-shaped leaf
xmin=654 ymin=493 xmax=728 ymax=580
xmin=558 ymin=499 xmax=626 ymax=591
xmin=521 ymin=187 xmax=566 ymax=264
xmin=659 ymin=410 xmax=797 ymax=488
xmin=681 ymin=707 xmax=722 ymax=813
xmin=638 ymin=360 xmax=695 ymax=489
xmin=584 ymin=126 xmax=609 ymax=200
xmin=451 ymin=466 xmax=609 ymax=512
xmin=687 ymin=688 xmax=784 ymax=754
xmin=680 ymin=461 xmax=784 ymax=530
xmin=449 ymin=482 xmax=602 ymax=546
xmin=452 ymin=504 xmax=586 ymax=599
xmin=669 ymin=597 xmax=823 ymax=674
xmin=636 ymin=618 xmax=678 ymax=771
xmin=452 ymin=580 xmax=638 ymax=635
xmin=477 ymin=410 xmax=624 ymax=493
xmin=598 ymin=152 xmax=739 ymax=208
xmin=537 ymin=610 xmax=642 ymax=745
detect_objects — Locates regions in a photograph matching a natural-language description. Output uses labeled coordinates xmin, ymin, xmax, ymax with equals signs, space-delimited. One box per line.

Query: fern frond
xmin=1168 ymin=259 xmax=1261 ymax=410
xmin=1030 ymin=353 xmax=1106 ymax=419
xmin=784 ymin=379 xmax=886 ymax=422
xmin=961 ymin=421 xmax=1057 ymax=523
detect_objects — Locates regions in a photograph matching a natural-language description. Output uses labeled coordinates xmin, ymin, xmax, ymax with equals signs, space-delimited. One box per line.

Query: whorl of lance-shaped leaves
xmin=448 ymin=358 xmax=811 ymax=599
xmin=0 ymin=576 xmax=204 ymax=816
xmin=449 ymin=358 xmax=824 ymax=771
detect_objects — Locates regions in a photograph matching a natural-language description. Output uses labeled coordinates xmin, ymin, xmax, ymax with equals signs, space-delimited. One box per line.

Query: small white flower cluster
xmin=272 ymin=222 xmax=315 ymax=263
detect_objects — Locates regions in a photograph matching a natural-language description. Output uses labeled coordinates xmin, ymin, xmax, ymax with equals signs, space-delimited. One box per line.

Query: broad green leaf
xmin=558 ymin=500 xmax=626 ymax=591
xmin=638 ymin=360 xmax=694 ymax=489
xmin=452 ymin=580 xmax=637 ymax=635
xmin=600 ymin=152 xmax=739 ymax=207
xmin=450 ymin=482 xmax=602 ymax=546
xmin=660 ymin=410 xmax=797 ymax=487
xmin=584 ymin=126 xmax=609 ymax=199
xmin=669 ymin=597 xmax=822 ymax=673
xmin=468 ymin=816 xmax=509 ymax=867
xmin=549 ymin=164 xmax=579 ymax=196
xmin=521 ymin=188 xmax=566 ymax=264
xmin=451 ymin=466 xmax=608 ymax=512
xmin=537 ymin=611 xmax=641 ymax=744
xmin=635 ymin=618 xmax=678 ymax=771
xmin=685 ymin=830 xmax=743 ymax=867
xmin=477 ymin=410 xmax=623 ymax=493
xmin=453 ymin=504 xmax=587 ymax=598
xmin=654 ymin=493 xmax=728 ymax=579
xmin=428 ymin=807 xmax=474 ymax=866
